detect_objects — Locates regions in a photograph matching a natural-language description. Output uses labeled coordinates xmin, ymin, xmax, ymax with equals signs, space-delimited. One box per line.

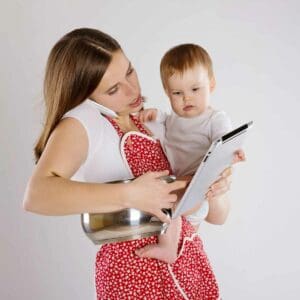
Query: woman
xmin=23 ymin=28 xmax=233 ymax=299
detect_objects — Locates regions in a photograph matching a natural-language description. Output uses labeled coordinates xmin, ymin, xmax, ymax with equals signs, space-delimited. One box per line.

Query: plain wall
xmin=1 ymin=1 xmax=300 ymax=299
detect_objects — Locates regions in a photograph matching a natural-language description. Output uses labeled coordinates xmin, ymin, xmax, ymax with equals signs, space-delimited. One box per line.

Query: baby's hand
xmin=139 ymin=108 xmax=158 ymax=123
xmin=233 ymin=149 xmax=246 ymax=164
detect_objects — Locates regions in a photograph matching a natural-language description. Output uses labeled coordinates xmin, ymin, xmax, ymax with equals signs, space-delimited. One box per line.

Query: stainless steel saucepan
xmin=81 ymin=175 xmax=175 ymax=245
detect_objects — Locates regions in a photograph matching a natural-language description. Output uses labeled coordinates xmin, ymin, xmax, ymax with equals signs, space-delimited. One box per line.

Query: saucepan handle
xmin=159 ymin=175 xmax=176 ymax=234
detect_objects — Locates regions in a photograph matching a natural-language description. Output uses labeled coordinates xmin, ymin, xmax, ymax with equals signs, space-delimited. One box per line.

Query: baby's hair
xmin=160 ymin=43 xmax=214 ymax=89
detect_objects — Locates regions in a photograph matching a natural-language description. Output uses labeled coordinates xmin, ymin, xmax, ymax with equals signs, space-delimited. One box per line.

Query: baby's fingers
xmin=212 ymin=177 xmax=231 ymax=191
xmin=206 ymin=177 xmax=231 ymax=199
xmin=206 ymin=185 xmax=229 ymax=200
xmin=233 ymin=149 xmax=246 ymax=164
xmin=220 ymin=167 xmax=232 ymax=179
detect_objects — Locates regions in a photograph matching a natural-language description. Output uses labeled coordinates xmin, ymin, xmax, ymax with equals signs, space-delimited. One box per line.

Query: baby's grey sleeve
xmin=156 ymin=109 xmax=169 ymax=124
xmin=210 ymin=111 xmax=233 ymax=142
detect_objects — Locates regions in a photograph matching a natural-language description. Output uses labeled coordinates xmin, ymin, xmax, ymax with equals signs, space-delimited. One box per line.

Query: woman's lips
xmin=129 ymin=96 xmax=143 ymax=108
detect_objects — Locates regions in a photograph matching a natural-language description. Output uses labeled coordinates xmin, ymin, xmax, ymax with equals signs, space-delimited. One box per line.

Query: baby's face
xmin=165 ymin=64 xmax=215 ymax=118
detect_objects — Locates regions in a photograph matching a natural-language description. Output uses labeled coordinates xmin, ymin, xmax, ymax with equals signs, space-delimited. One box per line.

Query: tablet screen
xmin=173 ymin=121 xmax=253 ymax=218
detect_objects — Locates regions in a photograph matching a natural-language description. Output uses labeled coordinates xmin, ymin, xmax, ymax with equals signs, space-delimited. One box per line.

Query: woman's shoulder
xmin=62 ymin=99 xmax=108 ymax=133
xmin=61 ymin=99 xmax=107 ymax=159
xmin=62 ymin=99 xmax=106 ymax=122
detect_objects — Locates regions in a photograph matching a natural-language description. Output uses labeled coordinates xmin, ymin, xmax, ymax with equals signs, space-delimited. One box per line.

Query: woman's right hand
xmin=126 ymin=170 xmax=187 ymax=223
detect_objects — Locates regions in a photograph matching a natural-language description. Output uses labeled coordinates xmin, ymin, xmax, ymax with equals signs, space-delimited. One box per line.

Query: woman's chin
xmin=130 ymin=104 xmax=144 ymax=114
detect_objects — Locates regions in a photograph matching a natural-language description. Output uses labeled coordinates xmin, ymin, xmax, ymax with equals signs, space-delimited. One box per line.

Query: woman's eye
xmin=127 ymin=68 xmax=134 ymax=76
xmin=172 ymin=92 xmax=181 ymax=95
xmin=108 ymin=87 xmax=118 ymax=95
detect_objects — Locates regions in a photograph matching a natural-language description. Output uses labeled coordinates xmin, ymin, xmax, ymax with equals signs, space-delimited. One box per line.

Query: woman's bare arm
xmin=23 ymin=118 xmax=185 ymax=222
xmin=23 ymin=118 xmax=128 ymax=215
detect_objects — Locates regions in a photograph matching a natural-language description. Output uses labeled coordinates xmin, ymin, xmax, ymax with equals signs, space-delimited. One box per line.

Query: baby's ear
xmin=165 ymin=88 xmax=173 ymax=99
xmin=210 ymin=76 xmax=216 ymax=92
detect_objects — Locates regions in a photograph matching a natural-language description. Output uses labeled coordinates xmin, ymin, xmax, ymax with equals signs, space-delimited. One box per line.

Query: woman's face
xmin=89 ymin=50 xmax=142 ymax=117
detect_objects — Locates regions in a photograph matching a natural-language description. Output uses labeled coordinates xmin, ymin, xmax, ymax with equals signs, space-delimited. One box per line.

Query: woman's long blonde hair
xmin=34 ymin=28 xmax=121 ymax=163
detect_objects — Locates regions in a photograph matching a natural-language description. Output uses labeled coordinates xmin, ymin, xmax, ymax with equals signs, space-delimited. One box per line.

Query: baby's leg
xmin=135 ymin=217 xmax=181 ymax=264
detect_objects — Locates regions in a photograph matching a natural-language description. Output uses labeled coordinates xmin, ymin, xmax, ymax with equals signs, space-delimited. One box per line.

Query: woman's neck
xmin=114 ymin=114 xmax=139 ymax=133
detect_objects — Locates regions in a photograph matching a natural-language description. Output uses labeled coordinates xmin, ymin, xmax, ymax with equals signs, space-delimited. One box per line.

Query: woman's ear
xmin=210 ymin=76 xmax=216 ymax=92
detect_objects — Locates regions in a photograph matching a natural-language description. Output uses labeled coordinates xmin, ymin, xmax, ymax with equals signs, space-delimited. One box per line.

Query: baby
xmin=135 ymin=44 xmax=245 ymax=264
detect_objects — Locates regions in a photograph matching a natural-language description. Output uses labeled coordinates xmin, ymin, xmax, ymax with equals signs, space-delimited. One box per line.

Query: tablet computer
xmin=172 ymin=121 xmax=253 ymax=219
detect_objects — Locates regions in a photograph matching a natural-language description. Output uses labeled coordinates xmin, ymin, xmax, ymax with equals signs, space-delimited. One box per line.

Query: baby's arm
xmin=180 ymin=164 xmax=237 ymax=227
xmin=183 ymin=201 xmax=208 ymax=231
xmin=203 ymin=146 xmax=246 ymax=225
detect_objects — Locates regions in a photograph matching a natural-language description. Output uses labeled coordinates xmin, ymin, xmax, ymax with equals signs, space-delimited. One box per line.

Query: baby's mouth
xmin=183 ymin=105 xmax=195 ymax=111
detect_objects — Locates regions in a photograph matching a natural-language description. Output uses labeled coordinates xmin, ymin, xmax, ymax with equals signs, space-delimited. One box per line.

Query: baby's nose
xmin=183 ymin=95 xmax=192 ymax=102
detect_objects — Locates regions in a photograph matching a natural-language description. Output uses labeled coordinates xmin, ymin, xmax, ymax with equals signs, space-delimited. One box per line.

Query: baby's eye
xmin=192 ymin=87 xmax=200 ymax=92
xmin=172 ymin=91 xmax=181 ymax=95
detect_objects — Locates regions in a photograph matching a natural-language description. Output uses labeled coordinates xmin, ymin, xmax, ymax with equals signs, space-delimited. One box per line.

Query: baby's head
xmin=160 ymin=44 xmax=215 ymax=118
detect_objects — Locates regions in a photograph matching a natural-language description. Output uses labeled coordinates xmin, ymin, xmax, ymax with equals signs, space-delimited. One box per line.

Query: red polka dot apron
xmin=95 ymin=115 xmax=220 ymax=300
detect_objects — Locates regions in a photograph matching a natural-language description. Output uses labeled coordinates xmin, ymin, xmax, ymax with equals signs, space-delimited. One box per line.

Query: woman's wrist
xmin=120 ymin=182 xmax=135 ymax=209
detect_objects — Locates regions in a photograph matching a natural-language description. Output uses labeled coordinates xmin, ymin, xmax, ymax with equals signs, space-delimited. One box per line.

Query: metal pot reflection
xmin=81 ymin=175 xmax=175 ymax=245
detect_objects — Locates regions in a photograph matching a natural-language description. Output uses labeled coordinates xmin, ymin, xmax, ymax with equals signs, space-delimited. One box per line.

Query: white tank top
xmin=61 ymin=99 xmax=165 ymax=183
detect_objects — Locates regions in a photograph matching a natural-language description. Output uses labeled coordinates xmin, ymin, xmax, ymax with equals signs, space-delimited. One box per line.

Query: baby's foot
xmin=135 ymin=244 xmax=177 ymax=264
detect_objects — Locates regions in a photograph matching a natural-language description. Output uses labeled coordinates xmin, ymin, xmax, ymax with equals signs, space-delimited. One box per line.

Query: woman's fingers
xmin=150 ymin=170 xmax=170 ymax=178
xmin=155 ymin=209 xmax=171 ymax=224
xmin=167 ymin=180 xmax=187 ymax=193
xmin=176 ymin=175 xmax=193 ymax=184
xmin=131 ymin=171 xmax=187 ymax=222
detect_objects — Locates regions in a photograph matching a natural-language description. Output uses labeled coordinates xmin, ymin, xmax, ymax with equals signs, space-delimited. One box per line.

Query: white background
xmin=1 ymin=1 xmax=300 ymax=299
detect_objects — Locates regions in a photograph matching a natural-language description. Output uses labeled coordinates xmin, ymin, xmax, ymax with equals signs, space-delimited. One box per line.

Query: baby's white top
xmin=157 ymin=107 xmax=232 ymax=176
xmin=157 ymin=107 xmax=232 ymax=225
